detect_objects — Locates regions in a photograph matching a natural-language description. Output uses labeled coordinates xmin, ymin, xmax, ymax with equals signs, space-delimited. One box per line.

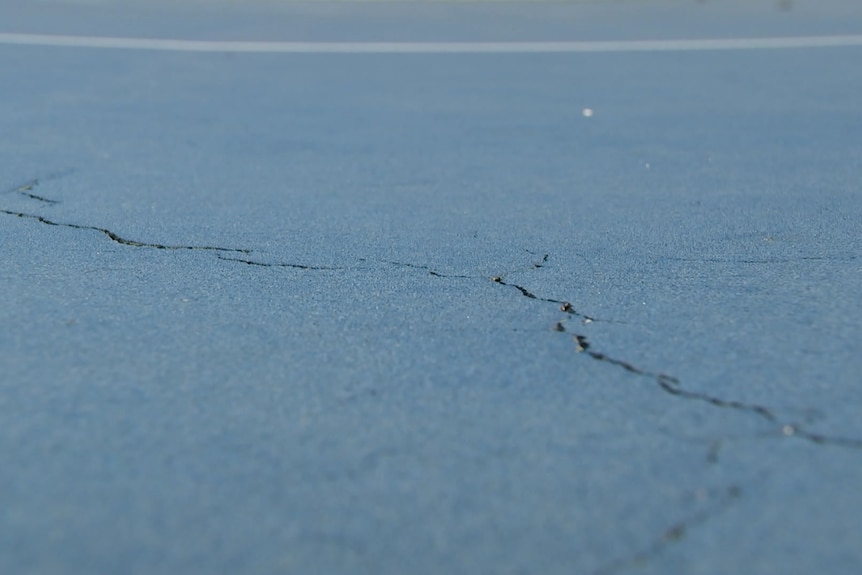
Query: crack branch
xmin=4 ymin=182 xmax=860 ymax=456
xmin=2 ymin=169 xmax=75 ymax=204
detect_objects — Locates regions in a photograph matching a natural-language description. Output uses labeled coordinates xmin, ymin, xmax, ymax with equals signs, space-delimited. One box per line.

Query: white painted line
xmin=1 ymin=33 xmax=862 ymax=53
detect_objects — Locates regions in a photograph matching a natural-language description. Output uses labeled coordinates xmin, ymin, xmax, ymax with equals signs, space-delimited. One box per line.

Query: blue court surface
xmin=1 ymin=1 xmax=861 ymax=573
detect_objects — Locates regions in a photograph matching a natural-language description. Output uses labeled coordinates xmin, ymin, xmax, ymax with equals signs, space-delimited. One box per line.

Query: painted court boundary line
xmin=1 ymin=33 xmax=862 ymax=53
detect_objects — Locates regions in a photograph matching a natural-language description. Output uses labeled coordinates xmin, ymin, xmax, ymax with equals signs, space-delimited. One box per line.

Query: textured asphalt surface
xmin=2 ymin=1 xmax=861 ymax=574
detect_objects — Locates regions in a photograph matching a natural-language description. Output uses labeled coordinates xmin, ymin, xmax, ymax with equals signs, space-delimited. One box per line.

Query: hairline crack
xmin=1 ymin=208 xmax=250 ymax=253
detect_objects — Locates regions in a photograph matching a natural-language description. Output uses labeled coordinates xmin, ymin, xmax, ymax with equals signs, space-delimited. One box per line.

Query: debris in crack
xmin=5 ymin=187 xmax=859 ymax=455
xmin=486 ymin=261 xmax=862 ymax=452
xmin=592 ymin=485 xmax=742 ymax=575
xmin=216 ymin=254 xmax=341 ymax=270
xmin=574 ymin=334 xmax=589 ymax=352
xmin=0 ymin=208 xmax=250 ymax=253
xmin=492 ymin=276 xmax=603 ymax=323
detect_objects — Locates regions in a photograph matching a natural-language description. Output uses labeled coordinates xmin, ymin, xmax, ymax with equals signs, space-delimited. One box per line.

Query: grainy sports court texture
xmin=2 ymin=1 xmax=861 ymax=573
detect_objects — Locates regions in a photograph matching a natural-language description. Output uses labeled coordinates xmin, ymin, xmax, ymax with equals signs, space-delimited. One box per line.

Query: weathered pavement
xmin=2 ymin=1 xmax=861 ymax=573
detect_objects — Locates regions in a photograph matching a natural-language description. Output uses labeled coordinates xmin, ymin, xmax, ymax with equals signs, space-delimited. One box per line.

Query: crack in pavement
xmin=382 ymin=259 xmax=474 ymax=279
xmin=592 ymin=485 xmax=742 ymax=575
xmin=4 ymin=176 xmax=862 ymax=571
xmin=665 ymin=255 xmax=859 ymax=264
xmin=489 ymin=256 xmax=862 ymax=573
xmin=1 ymin=208 xmax=251 ymax=253
xmin=5 ymin=183 xmax=856 ymax=453
xmin=216 ymin=254 xmax=342 ymax=270
xmin=485 ymin=258 xmax=862 ymax=451
xmin=220 ymin=243 xmax=862 ymax=451
xmin=570 ymin=334 xmax=862 ymax=450
xmin=494 ymin=278 xmax=862 ymax=451
xmin=491 ymin=275 xmax=618 ymax=324
xmin=3 ymin=179 xmax=61 ymax=205
xmin=2 ymin=170 xmax=76 ymax=205
xmin=525 ymin=249 xmax=549 ymax=268
xmin=569 ymin=333 xmax=776 ymax=423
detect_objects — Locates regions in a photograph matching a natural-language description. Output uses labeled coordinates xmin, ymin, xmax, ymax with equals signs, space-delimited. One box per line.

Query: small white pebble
xmin=582 ymin=108 xmax=593 ymax=118
xmin=782 ymin=425 xmax=796 ymax=436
